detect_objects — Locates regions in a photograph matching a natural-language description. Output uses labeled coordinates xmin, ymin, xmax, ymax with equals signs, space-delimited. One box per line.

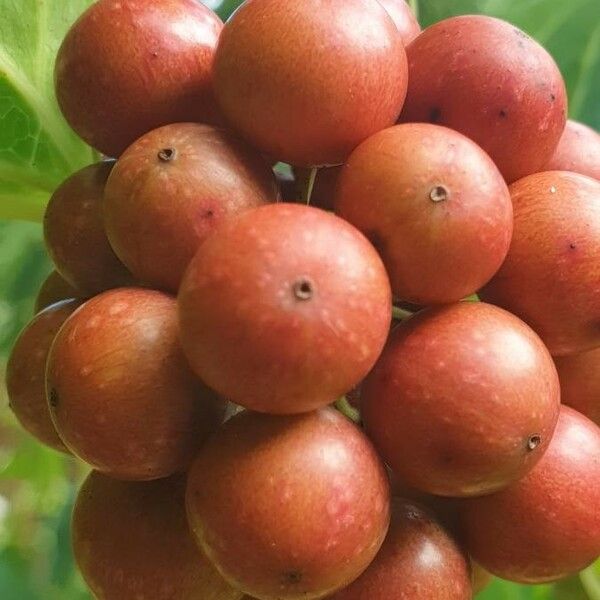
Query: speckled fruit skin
xmin=55 ymin=0 xmax=223 ymax=157
xmin=399 ymin=16 xmax=567 ymax=183
xmin=43 ymin=162 xmax=133 ymax=295
xmin=178 ymin=203 xmax=392 ymax=414
xmin=186 ymin=408 xmax=391 ymax=600
xmin=480 ymin=171 xmax=600 ymax=356
xmin=461 ymin=406 xmax=600 ymax=583
xmin=554 ymin=347 xmax=600 ymax=426
xmin=544 ymin=119 xmax=600 ymax=180
xmin=6 ymin=300 xmax=80 ymax=453
xmin=73 ymin=472 xmax=243 ymax=600
xmin=328 ymin=500 xmax=471 ymax=600
xmin=362 ymin=302 xmax=561 ymax=497
xmin=378 ymin=0 xmax=421 ymax=45
xmin=335 ymin=124 xmax=513 ymax=305
xmin=213 ymin=0 xmax=408 ymax=167
xmin=104 ymin=123 xmax=278 ymax=292
xmin=47 ymin=288 xmax=225 ymax=480
xmin=34 ymin=271 xmax=81 ymax=313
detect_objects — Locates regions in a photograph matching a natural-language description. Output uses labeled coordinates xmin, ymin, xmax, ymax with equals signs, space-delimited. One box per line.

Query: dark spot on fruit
xmin=203 ymin=209 xmax=214 ymax=219
xmin=430 ymin=185 xmax=449 ymax=203
xmin=49 ymin=388 xmax=59 ymax=410
xmin=158 ymin=147 xmax=177 ymax=162
xmin=550 ymin=93 xmax=556 ymax=102
xmin=569 ymin=243 xmax=577 ymax=250
xmin=514 ymin=28 xmax=530 ymax=40
xmin=499 ymin=109 xmax=508 ymax=118
xmin=527 ymin=434 xmax=541 ymax=451
xmin=429 ymin=107 xmax=442 ymax=123
xmin=293 ymin=278 xmax=314 ymax=301
xmin=283 ymin=570 xmax=303 ymax=585
xmin=151 ymin=51 xmax=158 ymax=58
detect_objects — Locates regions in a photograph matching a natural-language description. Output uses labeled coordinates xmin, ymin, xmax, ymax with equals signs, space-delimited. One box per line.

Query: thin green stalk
xmin=302 ymin=167 xmax=318 ymax=206
xmin=392 ymin=306 xmax=413 ymax=321
xmin=334 ymin=396 xmax=361 ymax=424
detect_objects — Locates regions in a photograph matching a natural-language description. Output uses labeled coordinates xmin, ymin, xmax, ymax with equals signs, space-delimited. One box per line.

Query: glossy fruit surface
xmin=34 ymin=271 xmax=81 ymax=313
xmin=328 ymin=500 xmax=471 ymax=600
xmin=47 ymin=288 xmax=224 ymax=480
xmin=55 ymin=0 xmax=223 ymax=157
xmin=6 ymin=300 xmax=80 ymax=452
xmin=481 ymin=171 xmax=600 ymax=356
xmin=400 ymin=15 xmax=567 ymax=182
xmin=214 ymin=0 xmax=408 ymax=166
xmin=362 ymin=302 xmax=560 ymax=497
xmin=43 ymin=162 xmax=133 ymax=295
xmin=378 ymin=0 xmax=421 ymax=45
xmin=544 ymin=119 xmax=600 ymax=180
xmin=554 ymin=347 xmax=600 ymax=426
xmin=461 ymin=406 xmax=600 ymax=583
xmin=73 ymin=471 xmax=243 ymax=600
xmin=178 ymin=203 xmax=391 ymax=414
xmin=104 ymin=123 xmax=278 ymax=292
xmin=186 ymin=408 xmax=390 ymax=600
xmin=335 ymin=124 xmax=512 ymax=304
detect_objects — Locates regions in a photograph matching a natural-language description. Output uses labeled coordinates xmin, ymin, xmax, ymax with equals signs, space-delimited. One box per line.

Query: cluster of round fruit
xmin=6 ymin=0 xmax=600 ymax=598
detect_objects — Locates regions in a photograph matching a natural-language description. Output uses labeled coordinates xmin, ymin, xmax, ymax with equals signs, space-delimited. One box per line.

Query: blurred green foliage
xmin=0 ymin=0 xmax=599 ymax=599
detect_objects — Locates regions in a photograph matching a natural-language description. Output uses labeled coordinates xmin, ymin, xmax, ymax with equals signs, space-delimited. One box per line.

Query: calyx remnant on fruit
xmin=158 ymin=148 xmax=177 ymax=162
xmin=293 ymin=278 xmax=314 ymax=301
xmin=430 ymin=185 xmax=449 ymax=202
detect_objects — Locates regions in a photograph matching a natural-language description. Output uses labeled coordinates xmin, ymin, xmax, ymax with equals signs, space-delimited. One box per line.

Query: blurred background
xmin=0 ymin=0 xmax=599 ymax=598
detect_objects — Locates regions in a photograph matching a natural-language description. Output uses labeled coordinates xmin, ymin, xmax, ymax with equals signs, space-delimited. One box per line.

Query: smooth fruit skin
xmin=55 ymin=0 xmax=223 ymax=157
xmin=362 ymin=302 xmax=561 ymax=497
xmin=6 ymin=300 xmax=80 ymax=452
xmin=178 ymin=203 xmax=392 ymax=414
xmin=378 ymin=0 xmax=421 ymax=45
xmin=104 ymin=123 xmax=278 ymax=292
xmin=480 ymin=171 xmax=600 ymax=356
xmin=328 ymin=500 xmax=472 ymax=600
xmin=399 ymin=16 xmax=567 ymax=183
xmin=34 ymin=271 xmax=81 ymax=313
xmin=186 ymin=408 xmax=391 ymax=600
xmin=335 ymin=124 xmax=513 ymax=304
xmin=73 ymin=472 xmax=243 ymax=600
xmin=47 ymin=288 xmax=225 ymax=480
xmin=461 ymin=406 xmax=600 ymax=583
xmin=544 ymin=119 xmax=600 ymax=181
xmin=43 ymin=162 xmax=133 ymax=295
xmin=554 ymin=347 xmax=600 ymax=426
xmin=213 ymin=0 xmax=408 ymax=167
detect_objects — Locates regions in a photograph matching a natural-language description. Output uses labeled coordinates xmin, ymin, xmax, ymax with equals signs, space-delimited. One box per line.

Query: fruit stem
xmin=301 ymin=167 xmax=318 ymax=206
xmin=392 ymin=306 xmax=413 ymax=321
xmin=334 ymin=396 xmax=361 ymax=424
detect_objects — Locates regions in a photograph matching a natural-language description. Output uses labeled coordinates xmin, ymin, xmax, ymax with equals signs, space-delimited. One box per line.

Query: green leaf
xmin=418 ymin=0 xmax=600 ymax=129
xmin=0 ymin=0 xmax=97 ymax=222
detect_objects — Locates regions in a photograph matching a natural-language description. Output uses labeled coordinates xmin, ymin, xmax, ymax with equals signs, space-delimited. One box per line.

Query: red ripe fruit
xmin=335 ymin=124 xmax=513 ymax=305
xmin=378 ymin=0 xmax=421 ymax=45
xmin=461 ymin=406 xmax=600 ymax=583
xmin=213 ymin=0 xmax=408 ymax=166
xmin=554 ymin=347 xmax=600 ymax=426
xmin=47 ymin=288 xmax=225 ymax=480
xmin=480 ymin=171 xmax=600 ymax=356
xmin=328 ymin=500 xmax=471 ymax=600
xmin=73 ymin=472 xmax=243 ymax=600
xmin=6 ymin=300 xmax=80 ymax=452
xmin=34 ymin=271 xmax=81 ymax=313
xmin=400 ymin=16 xmax=567 ymax=182
xmin=43 ymin=162 xmax=133 ymax=295
xmin=544 ymin=119 xmax=600 ymax=181
xmin=55 ymin=0 xmax=223 ymax=157
xmin=178 ymin=204 xmax=392 ymax=414
xmin=104 ymin=123 xmax=278 ymax=292
xmin=362 ymin=302 xmax=561 ymax=497
xmin=186 ymin=408 xmax=390 ymax=600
